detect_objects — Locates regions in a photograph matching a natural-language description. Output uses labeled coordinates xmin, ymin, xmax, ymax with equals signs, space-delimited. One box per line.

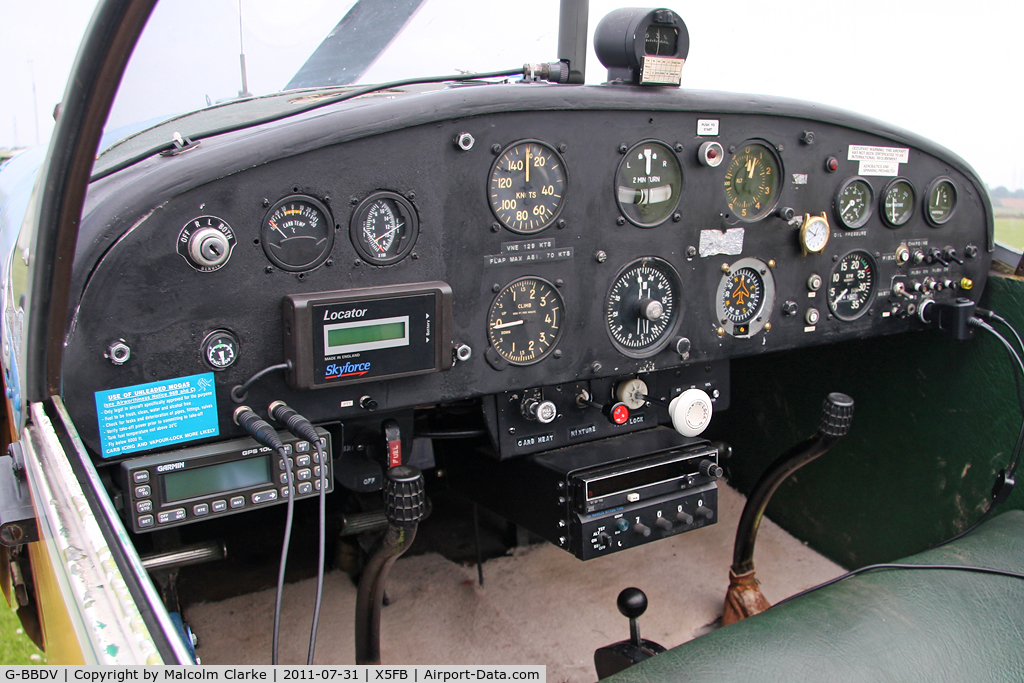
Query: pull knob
xmin=578 ymin=391 xmax=630 ymax=426
xmin=522 ymin=398 xmax=557 ymax=424
xmin=676 ymin=510 xmax=694 ymax=525
xmin=632 ymin=522 xmax=651 ymax=537
xmin=654 ymin=517 xmax=673 ymax=531
xmin=668 ymin=388 xmax=713 ymax=437
xmin=696 ymin=505 xmax=714 ymax=520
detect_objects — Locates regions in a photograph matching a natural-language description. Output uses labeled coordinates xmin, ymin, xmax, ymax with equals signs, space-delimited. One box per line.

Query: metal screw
xmin=350 ymin=197 xmax=359 ymax=205
xmin=490 ymin=223 xmax=500 ymax=233
xmin=261 ymin=198 xmax=270 ymax=208
xmin=558 ymin=143 xmax=568 ymax=153
xmin=325 ymin=259 xmax=333 ymax=267
xmin=686 ymin=246 xmax=697 ymax=258
xmin=553 ymin=349 xmax=562 ymax=359
xmin=408 ymin=191 xmax=416 ymax=200
xmin=265 ymin=266 xmax=274 ymax=274
xmin=591 ymin=361 xmax=602 ymax=373
xmin=493 ymin=283 xmax=501 ymax=292
xmin=557 ymin=219 xmax=566 ymax=229
xmin=106 ymin=340 xmax=131 ymax=365
xmin=509 ymin=427 xmax=516 ymax=435
xmin=595 ymin=250 xmax=607 ymax=263
xmin=455 ymin=344 xmax=472 ymax=362
xmin=411 ymin=253 xmax=419 ymax=259
xmin=674 ymin=143 xmax=684 ymax=153
xmin=555 ymin=279 xmax=564 ymax=287
xmin=618 ymin=144 xmax=628 ymax=154
xmin=672 ymin=213 xmax=681 ymax=222
xmin=616 ymin=217 xmax=626 ymax=226
xmin=721 ymin=263 xmax=730 ymax=273
xmin=354 ymin=260 xmax=362 ymax=267
xmin=491 ymin=144 xmax=501 ymax=154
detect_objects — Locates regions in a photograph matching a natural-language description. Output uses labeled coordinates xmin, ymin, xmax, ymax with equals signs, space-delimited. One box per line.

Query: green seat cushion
xmin=605 ymin=510 xmax=1024 ymax=683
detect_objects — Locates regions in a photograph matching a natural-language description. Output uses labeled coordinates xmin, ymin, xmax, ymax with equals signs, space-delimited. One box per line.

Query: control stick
xmin=723 ymin=392 xmax=853 ymax=625
xmin=594 ymin=587 xmax=667 ymax=678
xmin=355 ymin=466 xmax=426 ymax=664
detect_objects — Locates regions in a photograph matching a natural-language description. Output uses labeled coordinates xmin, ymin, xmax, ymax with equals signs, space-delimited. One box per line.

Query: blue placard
xmin=94 ymin=373 xmax=219 ymax=458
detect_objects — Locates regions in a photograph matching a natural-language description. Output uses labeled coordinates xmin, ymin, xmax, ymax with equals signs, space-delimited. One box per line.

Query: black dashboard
xmin=62 ymin=82 xmax=992 ymax=545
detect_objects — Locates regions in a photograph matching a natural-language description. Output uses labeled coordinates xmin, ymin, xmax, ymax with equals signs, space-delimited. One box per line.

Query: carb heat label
xmin=94 ymin=373 xmax=219 ymax=458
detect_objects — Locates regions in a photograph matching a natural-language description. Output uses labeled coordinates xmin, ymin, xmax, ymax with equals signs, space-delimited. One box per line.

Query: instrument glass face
xmin=615 ymin=141 xmax=683 ymax=227
xmin=721 ymin=267 xmax=764 ymax=325
xmin=488 ymin=141 xmax=567 ymax=234
xmin=835 ymin=177 xmax=874 ymax=229
xmin=926 ymin=178 xmax=957 ymax=226
xmin=881 ymin=178 xmax=915 ymax=228
xmin=723 ymin=142 xmax=781 ymax=221
xmin=828 ymin=250 xmax=877 ymax=321
xmin=487 ymin=277 xmax=564 ymax=365
xmin=605 ymin=257 xmax=682 ymax=357
xmin=350 ymin=191 xmax=419 ymax=265
xmin=261 ymin=195 xmax=334 ymax=271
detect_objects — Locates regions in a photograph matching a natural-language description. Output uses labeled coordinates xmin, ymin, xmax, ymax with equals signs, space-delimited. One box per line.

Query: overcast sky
xmin=2 ymin=0 xmax=1023 ymax=190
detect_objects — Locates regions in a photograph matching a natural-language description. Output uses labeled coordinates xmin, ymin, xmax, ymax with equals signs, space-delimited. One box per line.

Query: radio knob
xmin=654 ymin=517 xmax=673 ymax=531
xmin=614 ymin=518 xmax=629 ymax=533
xmin=696 ymin=505 xmax=714 ymax=520
xmin=699 ymin=459 xmax=723 ymax=479
xmin=676 ymin=511 xmax=694 ymax=525
xmin=596 ymin=532 xmax=613 ymax=549
xmin=632 ymin=522 xmax=652 ymax=537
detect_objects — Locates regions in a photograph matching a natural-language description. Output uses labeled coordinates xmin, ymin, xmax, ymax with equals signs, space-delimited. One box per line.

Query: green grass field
xmin=0 ymin=603 xmax=45 ymax=664
xmin=996 ymin=217 xmax=1024 ymax=252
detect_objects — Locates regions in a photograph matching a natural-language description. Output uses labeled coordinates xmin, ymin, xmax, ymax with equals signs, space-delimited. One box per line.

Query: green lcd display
xmin=328 ymin=321 xmax=406 ymax=347
xmin=163 ymin=455 xmax=271 ymax=502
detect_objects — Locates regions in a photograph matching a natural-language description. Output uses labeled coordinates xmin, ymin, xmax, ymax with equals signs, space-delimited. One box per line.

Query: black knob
xmin=616 ymin=587 xmax=648 ymax=620
xmin=676 ymin=510 xmax=694 ymax=525
xmin=781 ymin=301 xmax=798 ymax=317
xmin=696 ymin=505 xmax=714 ymax=520
xmin=654 ymin=517 xmax=673 ymax=531
xmin=596 ymin=532 xmax=613 ymax=549
xmin=776 ymin=206 xmax=795 ymax=221
xmin=942 ymin=247 xmax=964 ymax=265
xmin=965 ymin=245 xmax=979 ymax=259
xmin=383 ymin=465 xmax=426 ymax=526
xmin=819 ymin=392 xmax=854 ymax=437
xmin=632 ymin=522 xmax=651 ymax=537
xmin=927 ymin=248 xmax=949 ymax=266
xmin=699 ymin=459 xmax=723 ymax=479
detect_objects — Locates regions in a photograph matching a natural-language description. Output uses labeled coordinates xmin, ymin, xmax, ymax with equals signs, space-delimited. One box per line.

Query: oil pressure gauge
xmin=835 ymin=177 xmax=874 ymax=229
xmin=350 ymin=191 xmax=419 ymax=265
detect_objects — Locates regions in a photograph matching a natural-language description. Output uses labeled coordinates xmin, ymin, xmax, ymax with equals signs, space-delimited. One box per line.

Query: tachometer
xmin=827 ymin=250 xmax=877 ymax=321
xmin=715 ymin=257 xmax=776 ymax=337
xmin=723 ymin=141 xmax=781 ymax=221
xmin=487 ymin=277 xmax=564 ymax=365
xmin=614 ymin=141 xmax=683 ymax=227
xmin=605 ymin=257 xmax=682 ymax=357
xmin=262 ymin=195 xmax=334 ymax=271
xmin=488 ymin=141 xmax=567 ymax=234
xmin=350 ymin=191 xmax=419 ymax=265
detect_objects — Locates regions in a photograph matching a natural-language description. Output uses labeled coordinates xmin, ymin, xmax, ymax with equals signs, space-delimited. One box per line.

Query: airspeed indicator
xmin=488 ymin=141 xmax=567 ymax=234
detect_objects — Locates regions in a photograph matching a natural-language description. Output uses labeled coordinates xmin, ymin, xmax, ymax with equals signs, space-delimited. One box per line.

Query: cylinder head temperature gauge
xmin=350 ymin=191 xmax=419 ymax=265
xmin=715 ymin=257 xmax=776 ymax=337
xmin=262 ymin=195 xmax=334 ymax=272
xmin=605 ymin=257 xmax=682 ymax=357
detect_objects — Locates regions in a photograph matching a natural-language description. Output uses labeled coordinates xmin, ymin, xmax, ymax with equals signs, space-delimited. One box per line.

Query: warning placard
xmin=95 ymin=373 xmax=219 ymax=458
xmin=847 ymin=145 xmax=910 ymax=163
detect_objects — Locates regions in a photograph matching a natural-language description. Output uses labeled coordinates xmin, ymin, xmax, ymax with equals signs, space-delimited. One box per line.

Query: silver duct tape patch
xmin=699 ymin=228 xmax=744 ymax=257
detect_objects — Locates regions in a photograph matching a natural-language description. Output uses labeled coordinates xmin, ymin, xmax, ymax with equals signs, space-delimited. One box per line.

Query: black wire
xmin=986 ymin=312 xmax=1024 ymax=473
xmin=231 ymin=362 xmax=290 ymax=403
xmin=307 ymin=438 xmax=328 ymax=665
xmin=414 ymin=428 xmax=487 ymax=439
xmin=91 ymin=67 xmax=525 ymax=182
xmin=971 ymin=319 xmax=1024 ymax=476
xmin=272 ymin=446 xmax=296 ymax=664
xmin=774 ymin=562 xmax=1024 ymax=609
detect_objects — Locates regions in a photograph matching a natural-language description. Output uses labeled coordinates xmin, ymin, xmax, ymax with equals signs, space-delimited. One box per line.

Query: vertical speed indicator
xmin=488 ymin=141 xmax=567 ymax=234
xmin=487 ymin=277 xmax=564 ymax=365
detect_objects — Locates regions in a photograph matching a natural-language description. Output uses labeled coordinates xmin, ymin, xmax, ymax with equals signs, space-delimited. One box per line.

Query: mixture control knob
xmin=632 ymin=522 xmax=652 ymax=538
xmin=578 ymin=391 xmax=631 ymax=426
xmin=638 ymin=298 xmax=665 ymax=321
xmin=696 ymin=505 xmax=714 ymax=520
xmin=699 ymin=459 xmax=723 ymax=479
xmin=676 ymin=510 xmax=694 ymax=525
xmin=654 ymin=517 xmax=673 ymax=531
xmin=522 ymin=398 xmax=557 ymax=424
xmin=668 ymin=388 xmax=713 ymax=437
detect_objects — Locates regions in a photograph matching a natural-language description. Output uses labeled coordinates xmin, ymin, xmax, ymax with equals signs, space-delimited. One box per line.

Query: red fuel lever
xmin=382 ymin=419 xmax=403 ymax=468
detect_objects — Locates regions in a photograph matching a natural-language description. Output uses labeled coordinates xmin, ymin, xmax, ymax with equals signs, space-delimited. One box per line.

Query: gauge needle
xmin=525 ymin=148 xmax=531 ymax=183
xmin=843 ymin=200 xmax=855 ymax=215
xmin=838 ymin=288 xmax=849 ymax=302
xmin=492 ymin=319 xmax=524 ymax=330
xmin=746 ymin=158 xmax=756 ymax=178
xmin=269 ymin=221 xmax=287 ymax=238
xmin=372 ymin=223 xmax=404 ymax=248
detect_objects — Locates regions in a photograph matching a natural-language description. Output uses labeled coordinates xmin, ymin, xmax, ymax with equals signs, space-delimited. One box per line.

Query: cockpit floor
xmin=184 ymin=482 xmax=843 ymax=678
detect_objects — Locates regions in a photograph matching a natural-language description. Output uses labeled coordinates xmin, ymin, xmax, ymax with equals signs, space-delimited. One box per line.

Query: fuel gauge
xmin=350 ymin=191 xmax=419 ymax=265
xmin=201 ymin=329 xmax=239 ymax=370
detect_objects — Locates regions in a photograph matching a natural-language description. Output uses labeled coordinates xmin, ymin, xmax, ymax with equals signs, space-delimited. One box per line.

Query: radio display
xmin=586 ymin=458 xmax=693 ymax=500
xmin=163 ymin=455 xmax=272 ymax=502
xmin=323 ymin=316 xmax=409 ymax=354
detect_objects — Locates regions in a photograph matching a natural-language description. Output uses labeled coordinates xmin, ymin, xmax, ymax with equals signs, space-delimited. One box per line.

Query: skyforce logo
xmin=326 ymin=361 xmax=371 ymax=379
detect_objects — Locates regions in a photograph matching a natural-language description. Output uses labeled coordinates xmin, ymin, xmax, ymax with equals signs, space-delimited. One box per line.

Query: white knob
xmin=668 ymin=388 xmax=713 ymax=437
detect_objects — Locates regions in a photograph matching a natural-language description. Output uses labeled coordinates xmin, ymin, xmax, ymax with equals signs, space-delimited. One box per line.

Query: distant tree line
xmin=990 ymin=186 xmax=1024 ymax=198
